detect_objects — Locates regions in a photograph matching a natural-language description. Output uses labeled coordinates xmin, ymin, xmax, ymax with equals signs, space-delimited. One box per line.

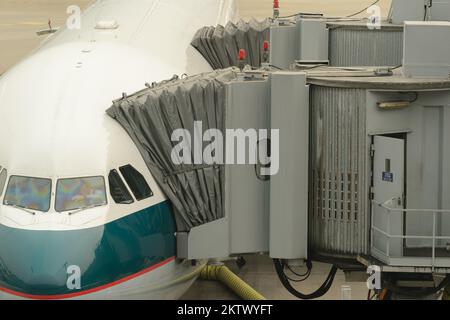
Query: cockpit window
xmin=119 ymin=165 xmax=153 ymax=201
xmin=109 ymin=169 xmax=134 ymax=204
xmin=0 ymin=169 xmax=7 ymax=197
xmin=3 ymin=176 xmax=52 ymax=212
xmin=55 ymin=176 xmax=107 ymax=212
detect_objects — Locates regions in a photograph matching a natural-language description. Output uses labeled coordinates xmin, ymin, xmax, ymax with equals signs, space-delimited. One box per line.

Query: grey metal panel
xmin=225 ymin=80 xmax=271 ymax=255
xmin=177 ymin=219 xmax=230 ymax=260
xmin=403 ymin=22 xmax=450 ymax=78
xmin=389 ymin=0 xmax=425 ymax=24
xmin=269 ymin=72 xmax=308 ymax=260
xmin=329 ymin=26 xmax=403 ymax=67
xmin=269 ymin=24 xmax=298 ymax=70
xmin=298 ymin=19 xmax=329 ymax=63
xmin=430 ymin=1 xmax=450 ymax=21
xmin=309 ymin=86 xmax=368 ymax=257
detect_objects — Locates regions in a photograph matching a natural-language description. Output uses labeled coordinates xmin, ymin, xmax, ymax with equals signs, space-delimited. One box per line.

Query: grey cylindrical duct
xmin=309 ymin=86 xmax=369 ymax=258
xmin=307 ymin=71 xmax=450 ymax=260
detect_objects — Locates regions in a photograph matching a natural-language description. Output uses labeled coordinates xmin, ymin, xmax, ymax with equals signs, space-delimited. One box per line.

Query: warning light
xmin=262 ymin=41 xmax=270 ymax=64
xmin=273 ymin=0 xmax=280 ymax=19
xmin=238 ymin=49 xmax=246 ymax=61
xmin=238 ymin=49 xmax=246 ymax=71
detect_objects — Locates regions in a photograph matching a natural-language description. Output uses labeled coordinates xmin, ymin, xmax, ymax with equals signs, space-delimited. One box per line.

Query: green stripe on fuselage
xmin=0 ymin=201 xmax=176 ymax=296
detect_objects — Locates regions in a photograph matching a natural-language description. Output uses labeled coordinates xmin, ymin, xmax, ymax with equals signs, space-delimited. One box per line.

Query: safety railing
xmin=371 ymin=198 xmax=450 ymax=268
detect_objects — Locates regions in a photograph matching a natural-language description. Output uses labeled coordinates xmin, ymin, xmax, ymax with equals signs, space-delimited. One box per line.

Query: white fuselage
xmin=0 ymin=0 xmax=237 ymax=299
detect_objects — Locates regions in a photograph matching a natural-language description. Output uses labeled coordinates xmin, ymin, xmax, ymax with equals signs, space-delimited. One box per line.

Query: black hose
xmin=273 ymin=259 xmax=338 ymax=300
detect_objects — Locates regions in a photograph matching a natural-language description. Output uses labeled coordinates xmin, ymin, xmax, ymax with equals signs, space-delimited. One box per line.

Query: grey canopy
xmin=106 ymin=69 xmax=238 ymax=231
xmin=191 ymin=19 xmax=271 ymax=69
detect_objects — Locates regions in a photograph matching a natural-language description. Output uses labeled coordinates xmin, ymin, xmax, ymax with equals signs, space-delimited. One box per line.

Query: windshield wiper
xmin=4 ymin=203 xmax=36 ymax=216
xmin=68 ymin=204 xmax=105 ymax=216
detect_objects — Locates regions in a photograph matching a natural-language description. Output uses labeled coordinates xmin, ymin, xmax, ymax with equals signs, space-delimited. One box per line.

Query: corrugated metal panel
xmin=309 ymin=86 xmax=368 ymax=257
xmin=329 ymin=26 xmax=404 ymax=67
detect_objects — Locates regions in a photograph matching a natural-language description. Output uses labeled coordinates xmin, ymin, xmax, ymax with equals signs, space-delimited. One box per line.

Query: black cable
xmin=286 ymin=264 xmax=310 ymax=278
xmin=399 ymin=92 xmax=419 ymax=103
xmin=284 ymin=265 xmax=311 ymax=282
xmin=279 ymin=12 xmax=323 ymax=19
xmin=346 ymin=0 xmax=381 ymax=18
xmin=269 ymin=64 xmax=284 ymax=70
xmin=278 ymin=13 xmax=301 ymax=19
xmin=274 ymin=259 xmax=338 ymax=300
xmin=284 ymin=270 xmax=311 ymax=282
xmin=390 ymin=64 xmax=402 ymax=70
xmin=278 ymin=0 xmax=381 ymax=20
xmin=285 ymin=259 xmax=313 ymax=278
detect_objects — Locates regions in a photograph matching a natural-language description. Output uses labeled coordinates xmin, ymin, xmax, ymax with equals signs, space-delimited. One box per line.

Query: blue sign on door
xmin=382 ymin=172 xmax=394 ymax=183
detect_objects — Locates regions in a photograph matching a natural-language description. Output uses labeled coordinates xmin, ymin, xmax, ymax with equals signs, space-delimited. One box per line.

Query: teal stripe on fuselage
xmin=0 ymin=201 xmax=176 ymax=296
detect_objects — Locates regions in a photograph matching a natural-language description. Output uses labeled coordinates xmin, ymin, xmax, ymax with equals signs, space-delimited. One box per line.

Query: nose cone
xmin=0 ymin=225 xmax=105 ymax=297
xmin=0 ymin=203 xmax=176 ymax=299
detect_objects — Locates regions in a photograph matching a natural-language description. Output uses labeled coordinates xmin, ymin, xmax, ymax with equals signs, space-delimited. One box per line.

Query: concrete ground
xmin=182 ymin=255 xmax=369 ymax=300
xmin=0 ymin=0 xmax=388 ymax=300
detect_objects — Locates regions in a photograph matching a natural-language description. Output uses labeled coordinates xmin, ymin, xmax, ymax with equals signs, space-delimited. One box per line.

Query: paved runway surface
xmin=181 ymin=255 xmax=369 ymax=300
xmin=0 ymin=0 xmax=390 ymax=300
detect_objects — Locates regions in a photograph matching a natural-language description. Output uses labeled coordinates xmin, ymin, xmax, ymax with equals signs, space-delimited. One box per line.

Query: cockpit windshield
xmin=0 ymin=168 xmax=6 ymax=196
xmin=55 ymin=176 xmax=107 ymax=212
xmin=3 ymin=176 xmax=52 ymax=212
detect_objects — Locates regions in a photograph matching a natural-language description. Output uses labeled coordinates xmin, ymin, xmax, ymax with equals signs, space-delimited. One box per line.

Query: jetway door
xmin=372 ymin=136 xmax=405 ymax=258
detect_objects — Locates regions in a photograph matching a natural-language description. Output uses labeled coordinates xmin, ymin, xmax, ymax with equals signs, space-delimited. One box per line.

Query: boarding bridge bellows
xmin=107 ymin=69 xmax=309 ymax=261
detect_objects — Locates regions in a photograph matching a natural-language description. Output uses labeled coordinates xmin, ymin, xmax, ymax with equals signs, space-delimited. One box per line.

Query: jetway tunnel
xmin=191 ymin=17 xmax=404 ymax=70
xmin=107 ymin=68 xmax=310 ymax=261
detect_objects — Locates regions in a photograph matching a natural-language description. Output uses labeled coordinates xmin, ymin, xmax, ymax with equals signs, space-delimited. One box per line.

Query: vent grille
xmin=309 ymin=86 xmax=368 ymax=256
xmin=329 ymin=25 xmax=404 ymax=67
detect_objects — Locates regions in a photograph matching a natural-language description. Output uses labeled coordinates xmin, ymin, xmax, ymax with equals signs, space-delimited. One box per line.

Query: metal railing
xmin=371 ymin=198 xmax=450 ymax=268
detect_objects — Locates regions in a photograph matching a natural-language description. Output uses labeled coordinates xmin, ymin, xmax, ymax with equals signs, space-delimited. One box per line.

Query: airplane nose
xmin=0 ymin=203 xmax=177 ymax=299
xmin=0 ymin=225 xmax=105 ymax=297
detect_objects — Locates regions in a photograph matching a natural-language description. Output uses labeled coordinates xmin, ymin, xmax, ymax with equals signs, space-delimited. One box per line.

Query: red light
xmin=238 ymin=49 xmax=246 ymax=61
xmin=274 ymin=0 xmax=279 ymax=9
xmin=263 ymin=41 xmax=269 ymax=51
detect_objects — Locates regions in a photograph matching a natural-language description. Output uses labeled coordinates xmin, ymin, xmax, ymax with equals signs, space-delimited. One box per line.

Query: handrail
xmin=371 ymin=199 xmax=450 ymax=268
xmin=373 ymin=199 xmax=450 ymax=214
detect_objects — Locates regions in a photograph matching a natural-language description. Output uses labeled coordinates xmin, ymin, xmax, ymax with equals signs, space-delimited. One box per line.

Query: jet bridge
xmin=107 ymin=23 xmax=450 ymax=282
xmin=191 ymin=0 xmax=450 ymax=73
xmin=191 ymin=17 xmax=404 ymax=70
xmin=107 ymin=68 xmax=310 ymax=262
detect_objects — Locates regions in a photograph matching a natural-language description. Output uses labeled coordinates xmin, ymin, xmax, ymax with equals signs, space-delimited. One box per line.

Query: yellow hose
xmin=200 ymin=264 xmax=266 ymax=300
